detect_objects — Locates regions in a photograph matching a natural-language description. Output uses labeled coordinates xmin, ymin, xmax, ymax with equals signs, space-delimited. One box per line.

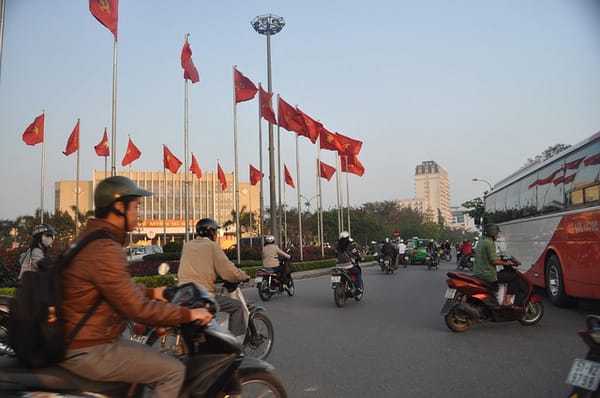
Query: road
xmin=243 ymin=260 xmax=599 ymax=397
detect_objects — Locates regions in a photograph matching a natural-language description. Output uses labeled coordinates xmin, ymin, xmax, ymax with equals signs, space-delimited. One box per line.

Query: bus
xmin=483 ymin=131 xmax=600 ymax=307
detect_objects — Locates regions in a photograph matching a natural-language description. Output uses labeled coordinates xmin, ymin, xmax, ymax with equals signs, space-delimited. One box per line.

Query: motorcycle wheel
xmin=518 ymin=301 xmax=544 ymax=326
xmin=334 ymin=282 xmax=346 ymax=308
xmin=244 ymin=312 xmax=274 ymax=360
xmin=258 ymin=280 xmax=272 ymax=302
xmin=235 ymin=370 xmax=287 ymax=398
xmin=0 ymin=315 xmax=14 ymax=357
xmin=286 ymin=278 xmax=295 ymax=296
xmin=444 ymin=309 xmax=470 ymax=332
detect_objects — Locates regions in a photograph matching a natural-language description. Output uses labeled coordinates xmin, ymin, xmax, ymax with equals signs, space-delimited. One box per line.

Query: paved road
xmin=243 ymin=260 xmax=599 ymax=397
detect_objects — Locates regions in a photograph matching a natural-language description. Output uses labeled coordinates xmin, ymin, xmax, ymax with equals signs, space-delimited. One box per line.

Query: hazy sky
xmin=2 ymin=1 xmax=600 ymax=220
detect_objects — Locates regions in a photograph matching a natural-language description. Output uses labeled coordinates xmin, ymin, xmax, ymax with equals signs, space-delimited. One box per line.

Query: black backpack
xmin=8 ymin=229 xmax=113 ymax=368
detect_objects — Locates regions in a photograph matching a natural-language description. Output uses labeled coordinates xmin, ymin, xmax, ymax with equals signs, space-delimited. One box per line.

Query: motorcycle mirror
xmin=157 ymin=262 xmax=170 ymax=275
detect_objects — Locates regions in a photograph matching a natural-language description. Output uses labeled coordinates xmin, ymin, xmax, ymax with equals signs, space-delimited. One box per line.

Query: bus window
xmin=520 ymin=174 xmax=537 ymax=217
xmin=535 ymin=161 xmax=564 ymax=214
xmin=566 ymin=140 xmax=600 ymax=208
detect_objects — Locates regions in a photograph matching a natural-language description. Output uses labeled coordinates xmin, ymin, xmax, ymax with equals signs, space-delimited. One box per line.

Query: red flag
xmin=319 ymin=127 xmax=340 ymax=152
xmin=234 ymin=68 xmax=258 ymax=103
xmin=89 ymin=0 xmax=118 ymax=40
xmin=296 ymin=107 xmax=321 ymax=144
xmin=190 ymin=153 xmax=202 ymax=179
xmin=341 ymin=154 xmax=365 ymax=177
xmin=584 ymin=153 xmax=600 ymax=166
xmin=121 ymin=137 xmax=141 ymax=166
xmin=319 ymin=160 xmax=336 ymax=181
xmin=335 ymin=132 xmax=363 ymax=156
xmin=217 ymin=162 xmax=227 ymax=190
xmin=259 ymin=86 xmax=277 ymax=124
xmin=94 ymin=128 xmax=110 ymax=157
xmin=277 ymin=96 xmax=304 ymax=133
xmin=250 ymin=164 xmax=263 ymax=186
xmin=22 ymin=113 xmax=45 ymax=146
xmin=181 ymin=37 xmax=200 ymax=83
xmin=63 ymin=120 xmax=80 ymax=156
xmin=163 ymin=145 xmax=182 ymax=174
xmin=284 ymin=164 xmax=295 ymax=188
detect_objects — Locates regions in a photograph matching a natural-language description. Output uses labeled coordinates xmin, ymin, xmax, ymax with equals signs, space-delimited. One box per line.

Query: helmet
xmin=474 ymin=236 xmax=479 ymax=241
xmin=483 ymin=224 xmax=500 ymax=237
xmin=399 ymin=239 xmax=404 ymax=243
xmin=339 ymin=231 xmax=350 ymax=239
xmin=32 ymin=223 xmax=56 ymax=237
xmin=196 ymin=218 xmax=221 ymax=237
xmin=265 ymin=235 xmax=275 ymax=244
xmin=94 ymin=176 xmax=152 ymax=209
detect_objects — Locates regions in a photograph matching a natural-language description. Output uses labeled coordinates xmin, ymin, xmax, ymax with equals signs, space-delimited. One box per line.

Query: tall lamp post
xmin=251 ymin=14 xmax=285 ymax=245
xmin=472 ymin=178 xmax=493 ymax=193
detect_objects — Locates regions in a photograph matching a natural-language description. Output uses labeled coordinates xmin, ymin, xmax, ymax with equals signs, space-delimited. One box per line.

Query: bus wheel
xmin=545 ymin=255 xmax=572 ymax=307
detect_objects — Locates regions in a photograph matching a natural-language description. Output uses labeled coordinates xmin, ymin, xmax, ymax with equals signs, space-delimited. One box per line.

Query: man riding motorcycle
xmin=261 ymin=235 xmax=291 ymax=289
xmin=336 ymin=231 xmax=363 ymax=293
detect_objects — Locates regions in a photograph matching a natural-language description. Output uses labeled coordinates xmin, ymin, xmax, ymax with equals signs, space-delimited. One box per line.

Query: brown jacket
xmin=62 ymin=218 xmax=193 ymax=349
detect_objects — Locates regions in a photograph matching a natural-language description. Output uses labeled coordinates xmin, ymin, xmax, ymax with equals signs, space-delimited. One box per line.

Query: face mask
xmin=41 ymin=235 xmax=54 ymax=247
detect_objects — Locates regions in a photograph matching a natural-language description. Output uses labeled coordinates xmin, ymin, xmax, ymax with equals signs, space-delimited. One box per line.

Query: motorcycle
xmin=426 ymin=252 xmax=439 ymax=270
xmin=440 ymin=256 xmax=544 ymax=333
xmin=566 ymin=314 xmax=600 ymax=396
xmin=381 ymin=255 xmax=396 ymax=274
xmin=218 ymin=281 xmax=274 ymax=360
xmin=0 ymin=295 xmax=14 ymax=357
xmin=456 ymin=253 xmax=475 ymax=271
xmin=331 ymin=262 xmax=364 ymax=308
xmin=0 ymin=282 xmax=287 ymax=397
xmin=255 ymin=257 xmax=295 ymax=302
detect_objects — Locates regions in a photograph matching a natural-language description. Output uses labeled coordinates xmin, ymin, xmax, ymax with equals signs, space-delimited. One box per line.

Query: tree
xmin=462 ymin=197 xmax=484 ymax=226
xmin=524 ymin=143 xmax=571 ymax=166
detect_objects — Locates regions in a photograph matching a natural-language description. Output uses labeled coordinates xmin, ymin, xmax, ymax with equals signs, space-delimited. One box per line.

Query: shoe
xmin=282 ymin=284 xmax=288 ymax=290
xmin=356 ymin=288 xmax=363 ymax=295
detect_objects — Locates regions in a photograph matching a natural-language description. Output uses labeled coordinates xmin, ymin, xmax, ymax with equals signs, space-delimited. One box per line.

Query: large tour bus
xmin=483 ymin=131 xmax=600 ymax=307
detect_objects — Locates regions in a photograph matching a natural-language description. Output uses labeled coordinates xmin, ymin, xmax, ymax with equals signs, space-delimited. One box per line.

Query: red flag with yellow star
xmin=190 ymin=153 xmax=203 ymax=179
xmin=63 ymin=120 xmax=80 ymax=156
xmin=163 ymin=145 xmax=182 ymax=174
xmin=94 ymin=128 xmax=110 ymax=157
xmin=22 ymin=113 xmax=44 ymax=146
xmin=234 ymin=68 xmax=258 ymax=103
xmin=89 ymin=0 xmax=118 ymax=40
xmin=121 ymin=137 xmax=141 ymax=166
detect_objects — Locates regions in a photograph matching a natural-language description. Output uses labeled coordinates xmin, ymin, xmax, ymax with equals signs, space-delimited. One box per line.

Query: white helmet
xmin=265 ymin=235 xmax=275 ymax=244
xmin=339 ymin=231 xmax=350 ymax=239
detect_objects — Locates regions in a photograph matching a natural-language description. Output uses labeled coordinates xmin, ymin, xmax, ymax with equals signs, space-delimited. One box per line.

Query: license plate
xmin=254 ymin=276 xmax=263 ymax=283
xmin=331 ymin=275 xmax=341 ymax=283
xmin=444 ymin=288 xmax=456 ymax=299
xmin=566 ymin=358 xmax=600 ymax=390
xmin=130 ymin=334 xmax=148 ymax=344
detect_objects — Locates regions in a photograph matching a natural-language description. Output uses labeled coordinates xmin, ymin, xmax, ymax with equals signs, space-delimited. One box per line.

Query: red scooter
xmin=440 ymin=256 xmax=544 ymax=332
xmin=566 ymin=314 xmax=600 ymax=396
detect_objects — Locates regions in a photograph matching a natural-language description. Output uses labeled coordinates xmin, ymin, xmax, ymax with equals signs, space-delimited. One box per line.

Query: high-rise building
xmin=55 ymin=170 xmax=261 ymax=245
xmin=413 ymin=161 xmax=452 ymax=226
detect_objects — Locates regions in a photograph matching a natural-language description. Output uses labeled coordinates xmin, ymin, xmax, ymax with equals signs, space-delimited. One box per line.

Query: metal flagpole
xmin=110 ymin=37 xmax=118 ymax=176
xmin=345 ymin=156 xmax=352 ymax=236
xmin=277 ymin=122 xmax=283 ymax=246
xmin=232 ymin=66 xmax=241 ymax=263
xmin=162 ymin=167 xmax=167 ymax=244
xmin=258 ymin=84 xmax=265 ymax=239
xmin=335 ymin=155 xmax=343 ymax=233
xmin=0 ymin=0 xmax=6 ymax=84
xmin=295 ymin=133 xmax=304 ymax=260
xmin=183 ymin=44 xmax=191 ymax=242
xmin=75 ymin=122 xmax=80 ymax=236
xmin=40 ymin=111 xmax=46 ymax=223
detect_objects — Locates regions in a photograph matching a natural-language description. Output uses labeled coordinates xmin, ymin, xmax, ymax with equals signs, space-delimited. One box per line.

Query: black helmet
xmin=483 ymin=224 xmax=500 ymax=237
xmin=32 ymin=223 xmax=56 ymax=237
xmin=196 ymin=218 xmax=221 ymax=237
xmin=94 ymin=176 xmax=152 ymax=209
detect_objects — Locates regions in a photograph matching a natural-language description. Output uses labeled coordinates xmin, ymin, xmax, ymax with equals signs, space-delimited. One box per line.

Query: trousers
xmin=60 ymin=338 xmax=185 ymax=398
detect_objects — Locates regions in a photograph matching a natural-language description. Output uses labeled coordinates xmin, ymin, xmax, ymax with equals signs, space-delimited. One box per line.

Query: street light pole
xmin=472 ymin=178 xmax=493 ymax=192
xmin=252 ymin=14 xmax=285 ymax=245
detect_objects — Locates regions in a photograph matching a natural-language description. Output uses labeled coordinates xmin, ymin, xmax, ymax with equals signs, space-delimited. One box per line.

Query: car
xmin=405 ymin=238 xmax=431 ymax=264
xmin=124 ymin=245 xmax=163 ymax=262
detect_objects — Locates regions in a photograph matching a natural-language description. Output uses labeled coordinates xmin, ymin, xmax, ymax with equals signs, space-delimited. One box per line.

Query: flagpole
xmin=183 ymin=34 xmax=191 ymax=242
xmin=317 ymin=151 xmax=324 ymax=257
xmin=0 ymin=0 xmax=6 ymax=83
xmin=283 ymin=184 xmax=287 ymax=246
xmin=336 ymin=155 xmax=343 ymax=233
xmin=110 ymin=37 xmax=118 ymax=176
xmin=345 ymin=156 xmax=352 ymax=236
xmin=162 ymin=167 xmax=167 ymax=244
xmin=295 ymin=134 xmax=304 ymax=261
xmin=75 ymin=120 xmax=80 ymax=236
xmin=258 ymin=84 xmax=264 ymax=239
xmin=40 ymin=110 xmax=46 ymax=223
xmin=277 ymin=122 xmax=283 ymax=246
xmin=232 ymin=66 xmax=241 ymax=263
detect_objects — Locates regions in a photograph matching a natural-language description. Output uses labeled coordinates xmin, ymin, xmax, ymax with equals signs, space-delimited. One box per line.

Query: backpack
xmin=8 ymin=229 xmax=113 ymax=368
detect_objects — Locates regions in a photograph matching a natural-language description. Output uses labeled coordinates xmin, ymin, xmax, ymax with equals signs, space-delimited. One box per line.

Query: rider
xmin=395 ymin=239 xmax=407 ymax=266
xmin=336 ymin=231 xmax=363 ymax=293
xmin=473 ymin=223 xmax=529 ymax=308
xmin=18 ymin=223 xmax=57 ymax=279
xmin=178 ymin=218 xmax=251 ymax=343
xmin=261 ymin=235 xmax=291 ymax=289
xmin=60 ymin=176 xmax=213 ymax=397
xmin=459 ymin=238 xmax=473 ymax=268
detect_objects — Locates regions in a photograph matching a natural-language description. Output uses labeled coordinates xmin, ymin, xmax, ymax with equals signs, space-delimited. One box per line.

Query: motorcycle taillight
xmin=133 ymin=323 xmax=147 ymax=335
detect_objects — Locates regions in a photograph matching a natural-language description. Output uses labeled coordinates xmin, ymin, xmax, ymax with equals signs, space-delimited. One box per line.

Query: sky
xmin=1 ymin=0 xmax=600 ymax=221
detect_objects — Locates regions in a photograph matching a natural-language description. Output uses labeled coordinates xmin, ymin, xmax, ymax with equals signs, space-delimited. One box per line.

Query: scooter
xmin=566 ymin=314 xmax=600 ymax=396
xmin=0 ymin=282 xmax=287 ymax=397
xmin=331 ymin=261 xmax=364 ymax=308
xmin=0 ymin=295 xmax=14 ymax=357
xmin=457 ymin=253 xmax=475 ymax=271
xmin=381 ymin=255 xmax=396 ymax=274
xmin=426 ymin=252 xmax=439 ymax=270
xmin=440 ymin=256 xmax=544 ymax=333
xmin=255 ymin=257 xmax=295 ymax=302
